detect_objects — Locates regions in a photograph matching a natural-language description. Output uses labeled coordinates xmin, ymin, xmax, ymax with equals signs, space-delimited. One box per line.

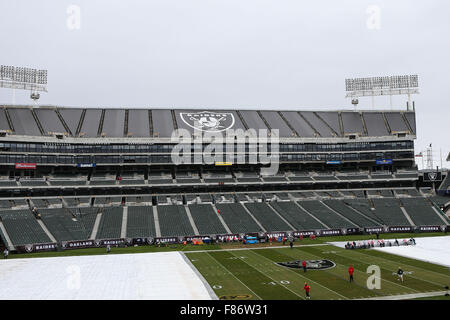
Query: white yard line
xmin=358 ymin=291 xmax=447 ymax=300
xmin=205 ymin=252 xmax=263 ymax=300
xmin=229 ymin=250 xmax=305 ymax=300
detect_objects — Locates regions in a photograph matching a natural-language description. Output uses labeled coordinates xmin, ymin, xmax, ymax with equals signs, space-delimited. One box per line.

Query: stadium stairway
xmin=89 ymin=208 xmax=103 ymax=239
xmin=266 ymin=203 xmax=296 ymax=231
xmin=120 ymin=206 xmax=128 ymax=238
xmin=319 ymin=201 xmax=359 ymax=228
xmin=243 ymin=202 xmax=292 ymax=232
xmin=36 ymin=219 xmax=57 ymax=242
xmin=293 ymin=201 xmax=329 ymax=228
xmin=210 ymin=203 xmax=232 ymax=234
xmin=0 ymin=220 xmax=14 ymax=250
xmin=184 ymin=205 xmax=200 ymax=235
xmin=152 ymin=206 xmax=161 ymax=237
xmin=399 ymin=206 xmax=416 ymax=227
xmin=240 ymin=203 xmax=267 ymax=232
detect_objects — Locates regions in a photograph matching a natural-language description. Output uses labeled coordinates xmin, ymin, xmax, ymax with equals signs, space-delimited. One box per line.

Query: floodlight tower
xmin=345 ymin=75 xmax=419 ymax=110
xmin=0 ymin=65 xmax=48 ymax=103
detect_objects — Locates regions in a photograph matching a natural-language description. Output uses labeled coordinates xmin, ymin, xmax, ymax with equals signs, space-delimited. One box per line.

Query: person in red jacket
xmin=303 ymin=282 xmax=311 ymax=299
xmin=302 ymin=260 xmax=307 ymax=273
xmin=348 ymin=264 xmax=354 ymax=283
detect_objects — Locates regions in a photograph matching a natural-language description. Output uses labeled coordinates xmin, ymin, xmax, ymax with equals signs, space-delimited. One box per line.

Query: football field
xmin=186 ymin=244 xmax=450 ymax=300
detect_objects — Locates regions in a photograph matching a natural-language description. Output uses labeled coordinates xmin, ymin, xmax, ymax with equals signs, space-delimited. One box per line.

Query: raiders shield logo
xmin=25 ymin=244 xmax=34 ymax=253
xmin=180 ymin=111 xmax=235 ymax=132
xmin=428 ymin=172 xmax=437 ymax=181
xmin=277 ymin=259 xmax=336 ymax=270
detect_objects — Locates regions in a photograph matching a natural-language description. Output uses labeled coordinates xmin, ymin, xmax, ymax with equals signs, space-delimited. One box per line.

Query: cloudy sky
xmin=0 ymin=0 xmax=449 ymax=169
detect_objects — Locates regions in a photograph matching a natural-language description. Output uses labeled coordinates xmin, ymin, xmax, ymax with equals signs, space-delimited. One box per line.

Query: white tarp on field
xmin=0 ymin=251 xmax=216 ymax=300
xmin=330 ymin=236 xmax=450 ymax=267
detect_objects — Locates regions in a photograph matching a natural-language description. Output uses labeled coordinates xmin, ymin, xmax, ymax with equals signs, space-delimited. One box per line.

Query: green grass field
xmin=186 ymin=244 xmax=450 ymax=300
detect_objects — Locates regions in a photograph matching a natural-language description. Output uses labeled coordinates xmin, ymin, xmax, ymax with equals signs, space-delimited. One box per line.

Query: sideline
xmin=358 ymin=291 xmax=447 ymax=300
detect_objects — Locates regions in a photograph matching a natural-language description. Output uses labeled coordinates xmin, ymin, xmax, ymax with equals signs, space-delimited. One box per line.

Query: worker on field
xmin=302 ymin=260 xmax=307 ymax=272
xmin=303 ymin=282 xmax=311 ymax=299
xmin=289 ymin=240 xmax=293 ymax=249
xmin=3 ymin=248 xmax=8 ymax=259
xmin=348 ymin=264 xmax=354 ymax=282
xmin=106 ymin=244 xmax=111 ymax=253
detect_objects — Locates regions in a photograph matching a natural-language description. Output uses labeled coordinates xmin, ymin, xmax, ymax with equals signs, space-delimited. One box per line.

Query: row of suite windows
xmin=0 ymin=151 xmax=414 ymax=165
xmin=0 ymin=141 xmax=414 ymax=154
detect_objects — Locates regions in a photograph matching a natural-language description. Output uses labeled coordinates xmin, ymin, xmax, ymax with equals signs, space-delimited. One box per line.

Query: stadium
xmin=0 ymin=103 xmax=449 ymax=301
xmin=1 ymin=1 xmax=450 ymax=305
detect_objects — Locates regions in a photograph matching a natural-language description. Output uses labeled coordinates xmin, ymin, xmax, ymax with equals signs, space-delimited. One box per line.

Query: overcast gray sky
xmin=0 ymin=0 xmax=448 ymax=169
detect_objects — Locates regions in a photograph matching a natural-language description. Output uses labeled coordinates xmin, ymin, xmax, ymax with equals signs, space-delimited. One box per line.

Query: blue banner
xmin=376 ymin=159 xmax=392 ymax=165
xmin=76 ymin=163 xmax=96 ymax=168
xmin=326 ymin=160 xmax=341 ymax=165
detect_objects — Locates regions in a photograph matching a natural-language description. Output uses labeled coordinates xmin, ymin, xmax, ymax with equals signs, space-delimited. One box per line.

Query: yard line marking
xmin=344 ymin=249 xmax=449 ymax=287
xmin=205 ymin=252 xmax=262 ymax=300
xmin=358 ymin=290 xmax=447 ymax=300
xmin=229 ymin=251 xmax=305 ymax=300
xmin=250 ymin=249 xmax=349 ymax=300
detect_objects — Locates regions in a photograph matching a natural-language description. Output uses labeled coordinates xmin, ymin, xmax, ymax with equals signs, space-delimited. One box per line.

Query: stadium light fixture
xmin=345 ymin=75 xmax=419 ymax=110
xmin=0 ymin=65 xmax=48 ymax=102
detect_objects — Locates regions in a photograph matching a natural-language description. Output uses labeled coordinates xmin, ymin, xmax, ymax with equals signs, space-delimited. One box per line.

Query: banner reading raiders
xmin=418 ymin=226 xmax=442 ymax=232
xmin=17 ymin=242 xmax=58 ymax=253
xmin=154 ymin=237 xmax=179 ymax=244
xmin=265 ymin=232 xmax=287 ymax=238
xmin=319 ymin=229 xmax=342 ymax=236
xmin=365 ymin=227 xmax=384 ymax=233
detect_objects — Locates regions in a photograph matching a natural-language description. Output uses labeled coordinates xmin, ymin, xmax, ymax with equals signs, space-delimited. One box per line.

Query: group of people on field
xmin=345 ymin=238 xmax=416 ymax=250
xmin=300 ymin=263 xmax=406 ymax=299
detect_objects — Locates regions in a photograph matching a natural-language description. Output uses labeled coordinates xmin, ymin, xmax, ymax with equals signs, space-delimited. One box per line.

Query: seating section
xmin=244 ymin=202 xmax=292 ymax=231
xmin=95 ymin=207 xmax=123 ymax=239
xmin=39 ymin=208 xmax=94 ymax=241
xmin=157 ymin=205 xmax=195 ymax=237
xmin=401 ymin=198 xmax=446 ymax=226
xmin=20 ymin=180 xmax=48 ymax=187
xmin=431 ymin=196 xmax=449 ymax=207
xmin=438 ymin=174 xmax=450 ymax=191
xmin=188 ymin=204 xmax=227 ymax=235
xmin=0 ymin=210 xmax=51 ymax=245
xmin=0 ymin=180 xmax=18 ymax=187
xmin=323 ymin=200 xmax=381 ymax=227
xmin=126 ymin=206 xmax=156 ymax=238
xmin=342 ymin=199 xmax=384 ymax=225
xmin=49 ymin=180 xmax=86 ymax=186
xmin=0 ymin=200 xmax=12 ymax=208
xmin=215 ymin=203 xmax=263 ymax=233
xmin=269 ymin=201 xmax=324 ymax=230
xmin=371 ymin=198 xmax=411 ymax=226
xmin=298 ymin=201 xmax=356 ymax=228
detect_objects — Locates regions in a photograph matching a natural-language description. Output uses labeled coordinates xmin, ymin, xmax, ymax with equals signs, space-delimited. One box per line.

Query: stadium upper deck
xmin=0 ymin=105 xmax=417 ymax=173
xmin=0 ymin=106 xmax=415 ymax=140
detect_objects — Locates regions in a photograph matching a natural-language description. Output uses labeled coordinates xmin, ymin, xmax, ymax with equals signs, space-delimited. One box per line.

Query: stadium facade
xmin=0 ymin=105 xmax=448 ymax=253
